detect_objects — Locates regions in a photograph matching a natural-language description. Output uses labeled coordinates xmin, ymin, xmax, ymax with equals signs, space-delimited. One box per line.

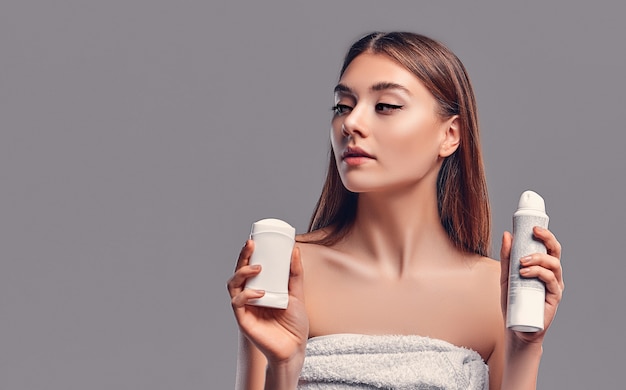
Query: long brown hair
xmin=306 ymin=32 xmax=491 ymax=257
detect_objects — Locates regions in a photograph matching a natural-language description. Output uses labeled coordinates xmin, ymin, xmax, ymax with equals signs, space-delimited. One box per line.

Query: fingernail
xmin=251 ymin=264 xmax=261 ymax=270
xmin=520 ymin=268 xmax=530 ymax=275
xmin=520 ymin=256 xmax=532 ymax=264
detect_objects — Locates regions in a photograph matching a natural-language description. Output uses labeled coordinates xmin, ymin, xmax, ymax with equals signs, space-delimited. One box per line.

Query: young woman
xmin=227 ymin=32 xmax=564 ymax=389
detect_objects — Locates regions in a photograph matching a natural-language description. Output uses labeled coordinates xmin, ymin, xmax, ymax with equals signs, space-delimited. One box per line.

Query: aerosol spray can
xmin=507 ymin=190 xmax=549 ymax=332
xmin=245 ymin=218 xmax=295 ymax=309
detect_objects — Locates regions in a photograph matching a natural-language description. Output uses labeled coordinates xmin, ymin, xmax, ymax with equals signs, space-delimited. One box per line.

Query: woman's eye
xmin=375 ymin=103 xmax=403 ymax=113
xmin=332 ymin=104 xmax=352 ymax=115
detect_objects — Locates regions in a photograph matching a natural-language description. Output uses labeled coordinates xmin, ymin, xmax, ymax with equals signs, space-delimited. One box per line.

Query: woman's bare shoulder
xmin=296 ymin=229 xmax=329 ymax=243
xmin=295 ymin=229 xmax=336 ymax=263
xmin=294 ymin=228 xmax=359 ymax=278
xmin=476 ymin=255 xmax=501 ymax=274
xmin=470 ymin=255 xmax=502 ymax=289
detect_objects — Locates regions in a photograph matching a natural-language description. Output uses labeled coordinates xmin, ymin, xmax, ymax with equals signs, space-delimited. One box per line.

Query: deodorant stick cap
xmin=517 ymin=190 xmax=546 ymax=213
xmin=251 ymin=218 xmax=296 ymax=238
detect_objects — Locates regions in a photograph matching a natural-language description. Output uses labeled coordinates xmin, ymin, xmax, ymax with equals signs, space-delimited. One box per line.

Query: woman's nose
xmin=341 ymin=106 xmax=369 ymax=138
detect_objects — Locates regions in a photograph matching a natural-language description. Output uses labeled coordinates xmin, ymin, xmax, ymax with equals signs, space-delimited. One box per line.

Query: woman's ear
xmin=439 ymin=116 xmax=461 ymax=158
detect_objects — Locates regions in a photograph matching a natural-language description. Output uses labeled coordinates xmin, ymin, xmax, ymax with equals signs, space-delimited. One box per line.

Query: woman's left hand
xmin=500 ymin=226 xmax=564 ymax=345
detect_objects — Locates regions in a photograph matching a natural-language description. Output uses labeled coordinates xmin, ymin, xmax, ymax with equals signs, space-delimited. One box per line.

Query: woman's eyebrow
xmin=334 ymin=83 xmax=352 ymax=94
xmin=333 ymin=82 xmax=411 ymax=95
xmin=370 ymin=82 xmax=411 ymax=95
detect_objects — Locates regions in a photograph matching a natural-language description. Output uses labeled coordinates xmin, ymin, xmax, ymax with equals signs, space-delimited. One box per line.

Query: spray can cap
xmin=517 ymin=190 xmax=546 ymax=213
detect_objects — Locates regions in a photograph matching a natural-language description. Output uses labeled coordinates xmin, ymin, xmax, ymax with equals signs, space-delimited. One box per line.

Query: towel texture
xmin=298 ymin=334 xmax=488 ymax=390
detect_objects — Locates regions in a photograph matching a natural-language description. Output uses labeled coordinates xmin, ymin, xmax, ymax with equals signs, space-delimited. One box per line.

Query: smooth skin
xmin=227 ymin=53 xmax=564 ymax=390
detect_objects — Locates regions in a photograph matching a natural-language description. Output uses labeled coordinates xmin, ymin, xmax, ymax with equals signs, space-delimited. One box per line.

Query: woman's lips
xmin=341 ymin=146 xmax=375 ymax=166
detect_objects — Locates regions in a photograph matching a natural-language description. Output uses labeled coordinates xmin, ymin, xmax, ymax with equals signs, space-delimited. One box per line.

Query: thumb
xmin=500 ymin=231 xmax=512 ymax=313
xmin=288 ymin=246 xmax=305 ymax=302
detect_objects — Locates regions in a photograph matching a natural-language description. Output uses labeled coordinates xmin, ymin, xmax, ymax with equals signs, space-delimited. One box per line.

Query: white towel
xmin=298 ymin=334 xmax=488 ymax=390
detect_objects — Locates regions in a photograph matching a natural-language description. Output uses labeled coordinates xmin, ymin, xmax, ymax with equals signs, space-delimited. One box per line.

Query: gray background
xmin=1 ymin=0 xmax=624 ymax=389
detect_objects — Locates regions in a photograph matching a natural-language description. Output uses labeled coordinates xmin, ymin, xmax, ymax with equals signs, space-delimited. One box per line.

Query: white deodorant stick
xmin=245 ymin=218 xmax=295 ymax=309
xmin=506 ymin=190 xmax=550 ymax=332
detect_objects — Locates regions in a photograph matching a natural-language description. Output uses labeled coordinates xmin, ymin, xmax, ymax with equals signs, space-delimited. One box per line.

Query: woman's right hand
xmin=227 ymin=240 xmax=309 ymax=366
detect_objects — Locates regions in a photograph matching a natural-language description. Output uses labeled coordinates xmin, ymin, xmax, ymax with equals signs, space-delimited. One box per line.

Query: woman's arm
xmin=498 ymin=228 xmax=564 ymax=389
xmin=487 ymin=335 xmax=504 ymax=390
xmin=235 ymin=333 xmax=267 ymax=390
xmin=500 ymin=335 xmax=543 ymax=389
xmin=235 ymin=333 xmax=306 ymax=390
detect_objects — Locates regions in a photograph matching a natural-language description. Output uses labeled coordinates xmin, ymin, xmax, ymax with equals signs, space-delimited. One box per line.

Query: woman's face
xmin=331 ymin=52 xmax=458 ymax=194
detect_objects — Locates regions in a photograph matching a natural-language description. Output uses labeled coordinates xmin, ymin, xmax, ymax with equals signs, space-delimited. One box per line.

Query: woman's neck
xmin=346 ymin=180 xmax=461 ymax=279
